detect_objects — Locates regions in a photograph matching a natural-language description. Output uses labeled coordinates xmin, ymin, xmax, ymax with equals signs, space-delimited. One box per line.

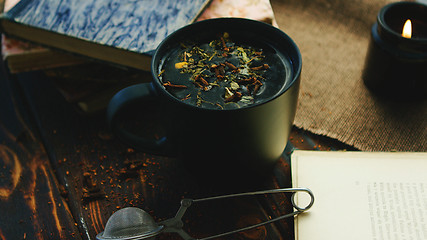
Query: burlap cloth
xmin=270 ymin=0 xmax=427 ymax=151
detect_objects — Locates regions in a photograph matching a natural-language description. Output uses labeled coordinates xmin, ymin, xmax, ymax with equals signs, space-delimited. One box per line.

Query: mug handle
xmin=107 ymin=83 xmax=172 ymax=156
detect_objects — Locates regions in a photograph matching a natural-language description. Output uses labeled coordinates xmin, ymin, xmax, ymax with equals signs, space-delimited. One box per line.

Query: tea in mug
xmin=158 ymin=32 xmax=292 ymax=110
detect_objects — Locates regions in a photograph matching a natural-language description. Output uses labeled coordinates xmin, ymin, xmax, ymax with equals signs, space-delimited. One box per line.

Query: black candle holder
xmin=363 ymin=1 xmax=427 ymax=99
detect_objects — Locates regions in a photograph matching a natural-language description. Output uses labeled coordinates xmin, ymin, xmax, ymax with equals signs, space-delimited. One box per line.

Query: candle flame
xmin=402 ymin=19 xmax=412 ymax=38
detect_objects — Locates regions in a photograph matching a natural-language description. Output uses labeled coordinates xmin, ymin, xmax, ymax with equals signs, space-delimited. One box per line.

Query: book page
xmin=292 ymin=151 xmax=427 ymax=240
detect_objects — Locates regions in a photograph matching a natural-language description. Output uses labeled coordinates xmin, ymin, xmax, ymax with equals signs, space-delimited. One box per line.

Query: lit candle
xmin=402 ymin=19 xmax=412 ymax=38
xmin=362 ymin=2 xmax=427 ymax=99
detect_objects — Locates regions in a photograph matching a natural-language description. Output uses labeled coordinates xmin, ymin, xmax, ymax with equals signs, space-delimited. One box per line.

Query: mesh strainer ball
xmin=96 ymin=207 xmax=164 ymax=240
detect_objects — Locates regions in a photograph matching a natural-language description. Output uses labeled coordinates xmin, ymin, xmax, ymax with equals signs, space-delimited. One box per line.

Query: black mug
xmin=107 ymin=18 xmax=301 ymax=183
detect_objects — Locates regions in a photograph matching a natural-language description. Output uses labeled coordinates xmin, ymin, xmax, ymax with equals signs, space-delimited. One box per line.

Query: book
xmin=1 ymin=0 xmax=277 ymax=74
xmin=0 ymin=0 xmax=211 ymax=72
xmin=0 ymin=0 xmax=85 ymax=73
xmin=291 ymin=150 xmax=427 ymax=240
xmin=1 ymin=35 xmax=88 ymax=73
xmin=1 ymin=0 xmax=86 ymax=73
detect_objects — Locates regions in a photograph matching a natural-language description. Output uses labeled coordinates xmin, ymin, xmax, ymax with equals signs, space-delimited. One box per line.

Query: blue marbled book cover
xmin=3 ymin=0 xmax=210 ymax=56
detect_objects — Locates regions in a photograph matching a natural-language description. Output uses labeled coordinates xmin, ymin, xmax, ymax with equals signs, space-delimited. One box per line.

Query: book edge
xmin=291 ymin=151 xmax=300 ymax=240
xmin=4 ymin=49 xmax=87 ymax=73
xmin=292 ymin=150 xmax=427 ymax=159
xmin=0 ymin=19 xmax=153 ymax=71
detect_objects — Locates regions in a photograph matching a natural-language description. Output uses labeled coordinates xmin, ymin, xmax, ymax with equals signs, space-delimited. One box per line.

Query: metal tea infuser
xmin=96 ymin=188 xmax=314 ymax=240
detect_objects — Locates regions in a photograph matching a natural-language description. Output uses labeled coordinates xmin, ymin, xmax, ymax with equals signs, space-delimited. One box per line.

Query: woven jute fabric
xmin=271 ymin=0 xmax=426 ymax=151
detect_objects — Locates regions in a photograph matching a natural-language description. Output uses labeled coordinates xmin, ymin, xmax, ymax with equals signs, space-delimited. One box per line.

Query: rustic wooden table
xmin=0 ymin=63 xmax=355 ymax=240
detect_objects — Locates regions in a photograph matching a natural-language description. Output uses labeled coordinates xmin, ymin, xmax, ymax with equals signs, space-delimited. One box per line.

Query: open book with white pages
xmin=292 ymin=150 xmax=427 ymax=240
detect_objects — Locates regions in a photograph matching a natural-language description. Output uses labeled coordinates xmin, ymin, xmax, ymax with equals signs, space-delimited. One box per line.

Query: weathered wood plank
xmin=0 ymin=66 xmax=81 ymax=239
xmin=14 ymin=61 xmax=354 ymax=239
xmin=16 ymin=69 xmax=289 ymax=240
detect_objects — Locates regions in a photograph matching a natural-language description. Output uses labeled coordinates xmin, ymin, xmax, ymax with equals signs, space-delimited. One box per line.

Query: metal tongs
xmin=97 ymin=188 xmax=314 ymax=240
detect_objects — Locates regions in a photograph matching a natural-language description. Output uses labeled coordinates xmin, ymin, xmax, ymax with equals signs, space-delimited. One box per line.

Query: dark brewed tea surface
xmin=158 ymin=33 xmax=292 ymax=110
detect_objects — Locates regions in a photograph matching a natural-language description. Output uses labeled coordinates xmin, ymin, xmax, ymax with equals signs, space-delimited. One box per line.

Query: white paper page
xmin=292 ymin=151 xmax=427 ymax=240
